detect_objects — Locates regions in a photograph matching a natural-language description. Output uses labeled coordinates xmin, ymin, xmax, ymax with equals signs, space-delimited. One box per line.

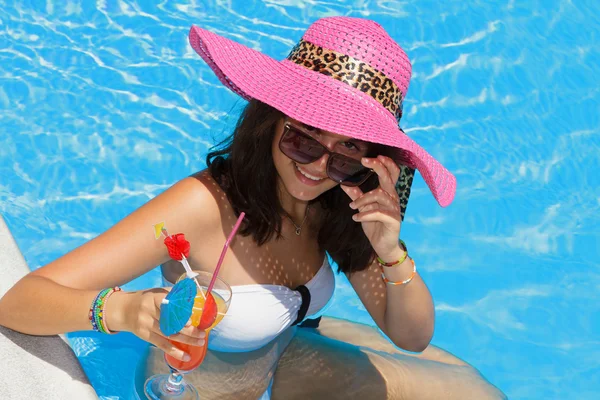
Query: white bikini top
xmin=161 ymin=256 xmax=335 ymax=352
xmin=208 ymin=256 xmax=335 ymax=352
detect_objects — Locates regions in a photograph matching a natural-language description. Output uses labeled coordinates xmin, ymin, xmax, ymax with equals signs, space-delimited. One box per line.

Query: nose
xmin=313 ymin=152 xmax=329 ymax=172
xmin=303 ymin=153 xmax=329 ymax=179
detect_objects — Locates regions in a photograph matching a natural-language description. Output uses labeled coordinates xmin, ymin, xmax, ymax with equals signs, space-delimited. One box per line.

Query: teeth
xmin=295 ymin=164 xmax=322 ymax=181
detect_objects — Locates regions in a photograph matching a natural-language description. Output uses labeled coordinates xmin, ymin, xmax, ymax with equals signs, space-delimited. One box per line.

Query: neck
xmin=277 ymin=181 xmax=310 ymax=225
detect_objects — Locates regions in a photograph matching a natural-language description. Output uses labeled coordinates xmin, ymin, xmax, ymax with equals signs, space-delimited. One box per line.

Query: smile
xmin=295 ymin=163 xmax=325 ymax=182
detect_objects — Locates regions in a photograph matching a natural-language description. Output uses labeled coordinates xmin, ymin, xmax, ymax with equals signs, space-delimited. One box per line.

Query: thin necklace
xmin=289 ymin=205 xmax=310 ymax=236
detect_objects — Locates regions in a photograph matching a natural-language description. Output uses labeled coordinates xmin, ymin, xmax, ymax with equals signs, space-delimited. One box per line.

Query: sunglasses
xmin=279 ymin=121 xmax=374 ymax=187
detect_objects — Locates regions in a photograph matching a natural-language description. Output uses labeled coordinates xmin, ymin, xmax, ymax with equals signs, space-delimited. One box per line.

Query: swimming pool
xmin=1 ymin=1 xmax=599 ymax=399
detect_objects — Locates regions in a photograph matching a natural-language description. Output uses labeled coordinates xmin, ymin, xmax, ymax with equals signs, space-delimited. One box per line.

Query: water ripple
xmin=1 ymin=1 xmax=599 ymax=399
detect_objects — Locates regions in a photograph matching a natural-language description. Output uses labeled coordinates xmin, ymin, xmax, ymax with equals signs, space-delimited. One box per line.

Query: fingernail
xmin=196 ymin=339 xmax=205 ymax=346
xmin=198 ymin=331 xmax=206 ymax=339
xmin=349 ymin=202 xmax=356 ymax=209
xmin=183 ymin=354 xmax=191 ymax=362
xmin=352 ymin=215 xmax=358 ymax=221
xmin=362 ymin=157 xmax=369 ymax=163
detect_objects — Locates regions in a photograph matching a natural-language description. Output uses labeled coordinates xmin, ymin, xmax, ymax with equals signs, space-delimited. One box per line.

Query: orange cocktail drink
xmin=165 ymin=272 xmax=231 ymax=372
xmin=146 ymin=213 xmax=243 ymax=400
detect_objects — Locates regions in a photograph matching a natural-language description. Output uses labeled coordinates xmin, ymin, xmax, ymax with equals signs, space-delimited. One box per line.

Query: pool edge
xmin=0 ymin=215 xmax=98 ymax=400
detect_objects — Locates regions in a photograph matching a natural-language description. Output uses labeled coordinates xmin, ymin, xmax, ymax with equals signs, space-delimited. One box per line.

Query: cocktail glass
xmin=144 ymin=271 xmax=232 ymax=399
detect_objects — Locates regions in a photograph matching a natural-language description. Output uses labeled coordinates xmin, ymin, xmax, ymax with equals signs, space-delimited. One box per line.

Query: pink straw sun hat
xmin=189 ymin=16 xmax=456 ymax=207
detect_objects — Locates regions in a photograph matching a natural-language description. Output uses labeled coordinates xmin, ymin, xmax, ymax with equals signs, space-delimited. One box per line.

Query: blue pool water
xmin=1 ymin=1 xmax=599 ymax=399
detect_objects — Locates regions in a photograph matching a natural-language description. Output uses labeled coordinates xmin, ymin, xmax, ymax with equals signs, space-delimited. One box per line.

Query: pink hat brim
xmin=189 ymin=25 xmax=456 ymax=207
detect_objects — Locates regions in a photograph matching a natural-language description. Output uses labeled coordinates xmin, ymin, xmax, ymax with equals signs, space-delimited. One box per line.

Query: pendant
xmin=295 ymin=227 xmax=301 ymax=235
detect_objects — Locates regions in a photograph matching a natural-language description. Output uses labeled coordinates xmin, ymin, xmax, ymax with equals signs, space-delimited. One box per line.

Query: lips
xmin=294 ymin=163 xmax=326 ymax=186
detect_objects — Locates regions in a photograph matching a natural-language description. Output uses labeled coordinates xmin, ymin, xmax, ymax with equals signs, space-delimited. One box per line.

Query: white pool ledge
xmin=0 ymin=216 xmax=98 ymax=399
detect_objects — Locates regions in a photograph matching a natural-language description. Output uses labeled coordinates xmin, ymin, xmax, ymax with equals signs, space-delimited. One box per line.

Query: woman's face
xmin=272 ymin=117 xmax=371 ymax=202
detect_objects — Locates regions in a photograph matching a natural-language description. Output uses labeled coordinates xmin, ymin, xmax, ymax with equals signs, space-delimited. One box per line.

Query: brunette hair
xmin=206 ymin=100 xmax=392 ymax=275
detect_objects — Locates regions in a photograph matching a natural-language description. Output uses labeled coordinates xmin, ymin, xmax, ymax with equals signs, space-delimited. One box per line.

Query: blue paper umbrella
xmin=159 ymin=277 xmax=197 ymax=336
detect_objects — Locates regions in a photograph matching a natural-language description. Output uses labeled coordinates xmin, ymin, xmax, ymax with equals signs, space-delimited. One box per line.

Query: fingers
xmin=361 ymin=156 xmax=400 ymax=196
xmin=147 ymin=330 xmax=192 ymax=362
xmin=340 ymin=155 xmax=400 ymax=202
xmin=143 ymin=319 xmax=205 ymax=361
xmin=148 ymin=317 xmax=205 ymax=346
xmin=132 ymin=291 xmax=205 ymax=361
xmin=349 ymin=186 xmax=401 ymax=230
xmin=129 ymin=312 xmax=185 ymax=360
xmin=167 ymin=331 xmax=206 ymax=347
xmin=152 ymin=288 xmax=170 ymax=311
xmin=352 ymin=208 xmax=400 ymax=227
xmin=377 ymin=155 xmax=402 ymax=183
xmin=340 ymin=184 xmax=364 ymax=202
xmin=349 ymin=188 xmax=399 ymax=212
xmin=181 ymin=321 xmax=206 ymax=338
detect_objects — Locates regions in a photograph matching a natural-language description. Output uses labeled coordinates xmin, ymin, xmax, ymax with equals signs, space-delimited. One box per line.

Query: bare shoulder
xmin=170 ymin=170 xmax=224 ymax=229
xmin=185 ymin=169 xmax=234 ymax=226
xmin=31 ymin=170 xmax=225 ymax=290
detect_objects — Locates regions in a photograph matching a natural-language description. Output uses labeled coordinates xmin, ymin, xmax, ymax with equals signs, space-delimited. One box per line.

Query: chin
xmin=295 ymin=182 xmax=338 ymax=201
xmin=284 ymin=169 xmax=335 ymax=201
xmin=287 ymin=182 xmax=325 ymax=201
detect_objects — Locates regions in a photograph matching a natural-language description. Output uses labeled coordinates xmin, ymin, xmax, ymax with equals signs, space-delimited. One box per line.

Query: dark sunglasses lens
xmin=328 ymin=155 xmax=371 ymax=186
xmin=280 ymin=127 xmax=325 ymax=164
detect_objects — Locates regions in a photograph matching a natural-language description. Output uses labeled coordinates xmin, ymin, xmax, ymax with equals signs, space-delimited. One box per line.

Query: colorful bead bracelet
xmin=89 ymin=286 xmax=121 ymax=334
xmin=380 ymin=257 xmax=417 ymax=286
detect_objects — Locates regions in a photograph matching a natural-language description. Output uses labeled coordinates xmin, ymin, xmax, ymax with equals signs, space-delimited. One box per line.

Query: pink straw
xmin=206 ymin=212 xmax=245 ymax=295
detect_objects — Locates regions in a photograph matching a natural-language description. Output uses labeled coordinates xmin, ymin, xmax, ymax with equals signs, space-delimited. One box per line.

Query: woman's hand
xmin=341 ymin=155 xmax=403 ymax=260
xmin=105 ymin=288 xmax=205 ymax=361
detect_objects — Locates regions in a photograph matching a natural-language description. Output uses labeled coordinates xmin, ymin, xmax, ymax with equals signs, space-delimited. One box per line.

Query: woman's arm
xmin=0 ymin=176 xmax=220 ymax=336
xmin=341 ymin=155 xmax=434 ymax=353
xmin=347 ymin=252 xmax=435 ymax=352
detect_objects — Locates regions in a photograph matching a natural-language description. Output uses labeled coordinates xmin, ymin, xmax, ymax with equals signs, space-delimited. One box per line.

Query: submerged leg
xmin=271 ymin=317 xmax=507 ymax=400
xmin=135 ymin=316 xmax=505 ymax=399
xmin=313 ymin=316 xmax=470 ymax=366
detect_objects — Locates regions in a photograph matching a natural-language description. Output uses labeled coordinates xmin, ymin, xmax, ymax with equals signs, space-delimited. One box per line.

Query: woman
xmin=0 ymin=17 xmax=505 ymax=399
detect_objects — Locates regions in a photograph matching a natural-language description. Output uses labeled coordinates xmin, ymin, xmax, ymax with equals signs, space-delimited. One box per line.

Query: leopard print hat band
xmin=287 ymin=39 xmax=404 ymax=123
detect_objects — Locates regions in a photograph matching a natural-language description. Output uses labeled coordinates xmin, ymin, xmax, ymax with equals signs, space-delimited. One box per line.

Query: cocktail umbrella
xmin=159 ymin=277 xmax=197 ymax=336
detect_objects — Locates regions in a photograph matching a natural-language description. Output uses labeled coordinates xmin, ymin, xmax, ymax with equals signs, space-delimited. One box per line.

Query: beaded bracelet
xmin=88 ymin=289 xmax=108 ymax=333
xmin=380 ymin=258 xmax=417 ymax=286
xmin=89 ymin=286 xmax=122 ymax=334
xmin=376 ymin=239 xmax=408 ymax=267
